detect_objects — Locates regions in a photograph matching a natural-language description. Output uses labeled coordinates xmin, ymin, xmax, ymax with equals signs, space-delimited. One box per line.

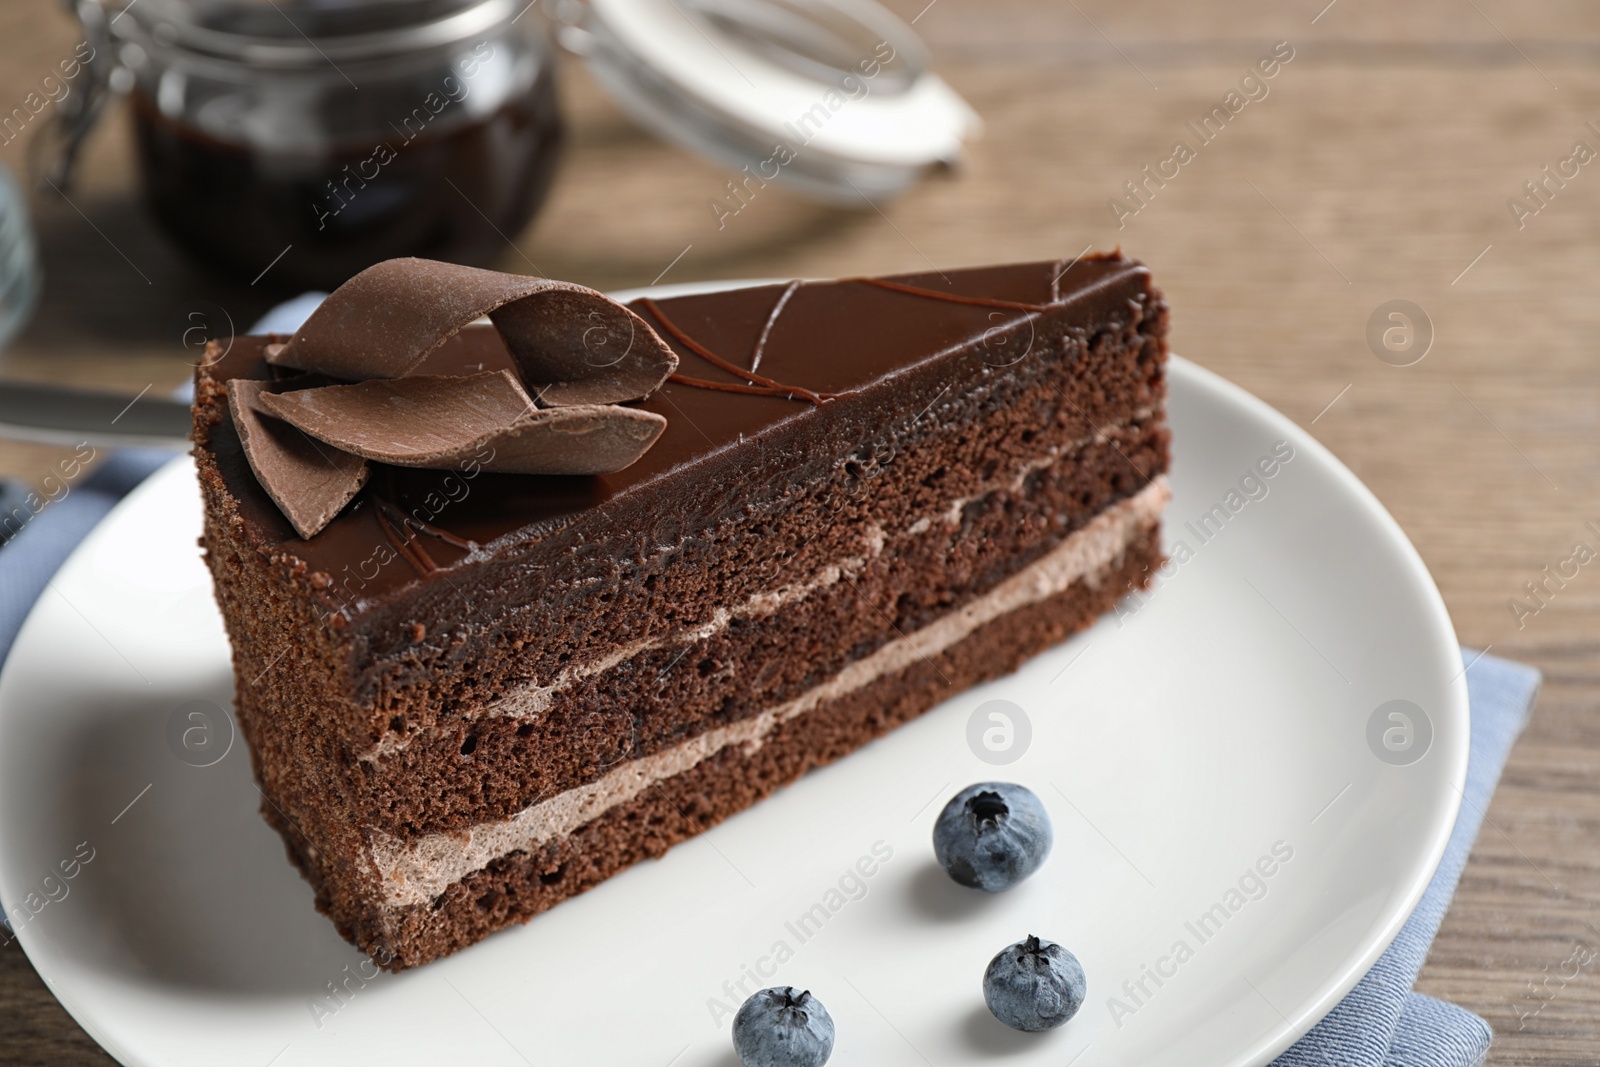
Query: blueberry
xmin=983 ymin=935 xmax=1087 ymax=1032
xmin=732 ymin=986 xmax=835 ymax=1067
xmin=932 ymin=782 xmax=1052 ymax=891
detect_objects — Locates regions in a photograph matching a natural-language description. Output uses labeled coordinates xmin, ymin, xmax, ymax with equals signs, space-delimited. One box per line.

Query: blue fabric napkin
xmin=0 ymin=297 xmax=1541 ymax=1065
xmin=0 ymin=447 xmax=174 ymax=651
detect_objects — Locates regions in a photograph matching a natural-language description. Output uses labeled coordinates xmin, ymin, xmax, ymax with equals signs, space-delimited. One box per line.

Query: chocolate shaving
xmin=637 ymin=297 xmax=834 ymax=404
xmin=227 ymin=378 xmax=369 ymax=540
xmin=374 ymin=497 xmax=440 ymax=577
xmin=269 ymin=258 xmax=679 ymax=405
xmin=256 ymin=370 xmax=666 ymax=475
xmin=750 ymin=281 xmax=800 ymax=374
xmin=374 ymin=495 xmax=477 ymax=551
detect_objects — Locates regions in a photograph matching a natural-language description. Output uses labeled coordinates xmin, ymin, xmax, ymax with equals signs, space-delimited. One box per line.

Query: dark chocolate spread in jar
xmin=111 ymin=0 xmax=563 ymax=290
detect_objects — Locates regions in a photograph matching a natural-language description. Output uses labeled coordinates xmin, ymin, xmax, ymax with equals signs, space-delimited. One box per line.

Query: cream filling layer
xmin=370 ymin=476 xmax=1170 ymax=908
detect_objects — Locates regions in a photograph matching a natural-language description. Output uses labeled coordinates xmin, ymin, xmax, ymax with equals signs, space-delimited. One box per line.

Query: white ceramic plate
xmin=0 ymin=280 xmax=1466 ymax=1067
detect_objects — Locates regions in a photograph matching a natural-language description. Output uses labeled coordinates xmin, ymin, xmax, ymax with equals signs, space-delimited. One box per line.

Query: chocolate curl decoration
xmin=234 ymin=258 xmax=681 ymax=540
xmin=256 ymin=371 xmax=665 ymax=474
xmin=227 ymin=378 xmax=370 ymax=540
xmin=268 ymin=258 xmax=679 ymax=405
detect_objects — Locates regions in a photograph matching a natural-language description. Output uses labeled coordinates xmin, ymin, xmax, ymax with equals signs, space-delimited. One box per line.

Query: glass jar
xmin=97 ymin=0 xmax=564 ymax=290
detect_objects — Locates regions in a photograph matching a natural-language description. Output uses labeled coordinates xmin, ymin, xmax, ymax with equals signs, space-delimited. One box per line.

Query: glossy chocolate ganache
xmin=202 ymin=254 xmax=1157 ymax=613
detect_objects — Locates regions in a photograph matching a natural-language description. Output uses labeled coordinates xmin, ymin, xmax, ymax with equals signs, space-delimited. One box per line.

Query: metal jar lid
xmin=107 ymin=0 xmax=523 ymax=66
xmin=555 ymin=0 xmax=980 ymax=203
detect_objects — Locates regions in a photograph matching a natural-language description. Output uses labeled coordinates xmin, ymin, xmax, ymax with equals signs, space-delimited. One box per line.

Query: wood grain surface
xmin=1 ymin=0 xmax=1598 ymax=1063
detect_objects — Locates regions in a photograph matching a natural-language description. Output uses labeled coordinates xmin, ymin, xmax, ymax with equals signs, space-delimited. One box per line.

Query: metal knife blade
xmin=0 ymin=381 xmax=192 ymax=450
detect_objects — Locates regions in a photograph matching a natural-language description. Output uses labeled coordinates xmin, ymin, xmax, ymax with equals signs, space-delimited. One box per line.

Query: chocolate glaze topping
xmin=202 ymin=254 xmax=1151 ymax=611
xmin=856 ymin=275 xmax=1066 ymax=313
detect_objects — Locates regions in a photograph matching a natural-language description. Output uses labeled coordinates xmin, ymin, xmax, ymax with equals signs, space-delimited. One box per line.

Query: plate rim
xmin=1164 ymin=352 xmax=1468 ymax=1065
xmin=0 ymin=278 xmax=1469 ymax=1067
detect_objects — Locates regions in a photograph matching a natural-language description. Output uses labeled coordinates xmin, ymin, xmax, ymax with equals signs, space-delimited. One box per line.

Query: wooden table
xmin=2 ymin=0 xmax=1598 ymax=1062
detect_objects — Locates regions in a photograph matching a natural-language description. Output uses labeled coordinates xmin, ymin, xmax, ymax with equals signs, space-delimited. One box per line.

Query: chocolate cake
xmin=193 ymin=253 xmax=1171 ymax=970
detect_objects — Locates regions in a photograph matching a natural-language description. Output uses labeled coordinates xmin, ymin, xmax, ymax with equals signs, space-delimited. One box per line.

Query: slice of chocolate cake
xmin=194 ymin=253 xmax=1171 ymax=970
